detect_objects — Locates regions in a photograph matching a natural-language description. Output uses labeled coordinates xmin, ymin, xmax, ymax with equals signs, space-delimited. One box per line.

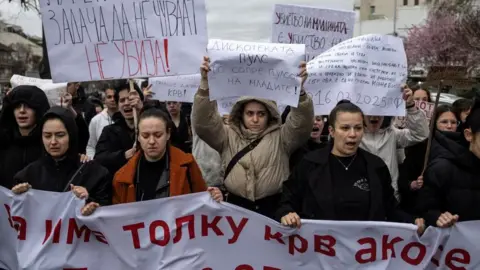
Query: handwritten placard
xmin=272 ymin=4 xmax=355 ymax=62
xmin=216 ymin=96 xmax=240 ymax=116
xmin=207 ymin=39 xmax=305 ymax=107
xmin=39 ymin=0 xmax=208 ymax=83
xmin=10 ymin=75 xmax=66 ymax=106
xmin=149 ymin=74 xmax=200 ymax=102
xmin=416 ymin=100 xmax=435 ymax=120
xmin=306 ymin=34 xmax=408 ymax=116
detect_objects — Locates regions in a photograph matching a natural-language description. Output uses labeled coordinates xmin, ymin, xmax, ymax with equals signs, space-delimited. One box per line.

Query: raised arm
xmin=191 ymin=56 xmax=228 ymax=153
xmin=395 ymin=87 xmax=429 ymax=148
xmin=281 ymin=62 xmax=314 ymax=154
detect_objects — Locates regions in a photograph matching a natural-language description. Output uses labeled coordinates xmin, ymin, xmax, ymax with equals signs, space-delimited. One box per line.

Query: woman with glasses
xmin=399 ymin=105 xmax=464 ymax=215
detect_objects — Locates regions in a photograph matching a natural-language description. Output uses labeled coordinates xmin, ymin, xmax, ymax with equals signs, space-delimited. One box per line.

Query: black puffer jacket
xmin=14 ymin=107 xmax=111 ymax=205
xmin=416 ymin=131 xmax=480 ymax=226
xmin=0 ymin=86 xmax=50 ymax=189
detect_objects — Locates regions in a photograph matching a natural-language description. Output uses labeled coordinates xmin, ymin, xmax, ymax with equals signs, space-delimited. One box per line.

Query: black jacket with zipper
xmin=94 ymin=112 xmax=136 ymax=175
xmin=275 ymin=145 xmax=414 ymax=223
xmin=13 ymin=107 xmax=111 ymax=205
xmin=416 ymin=131 xmax=480 ymax=226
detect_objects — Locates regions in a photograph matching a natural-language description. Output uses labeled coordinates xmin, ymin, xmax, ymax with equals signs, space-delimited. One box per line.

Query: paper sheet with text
xmin=272 ymin=4 xmax=355 ymax=62
xmin=149 ymin=74 xmax=201 ymax=103
xmin=40 ymin=0 xmax=208 ymax=83
xmin=10 ymin=75 xmax=66 ymax=106
xmin=207 ymin=39 xmax=305 ymax=107
xmin=306 ymin=34 xmax=408 ymax=116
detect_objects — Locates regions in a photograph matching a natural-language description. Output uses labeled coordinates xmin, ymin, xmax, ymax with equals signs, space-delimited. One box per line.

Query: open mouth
xmin=124 ymin=108 xmax=133 ymax=113
xmin=17 ymin=117 xmax=28 ymax=122
xmin=345 ymin=142 xmax=356 ymax=147
xmin=370 ymin=120 xmax=379 ymax=125
xmin=312 ymin=127 xmax=320 ymax=132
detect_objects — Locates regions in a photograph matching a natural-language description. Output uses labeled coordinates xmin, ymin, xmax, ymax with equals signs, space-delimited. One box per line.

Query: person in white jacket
xmin=86 ymin=88 xmax=118 ymax=159
xmin=360 ymin=86 xmax=429 ymax=200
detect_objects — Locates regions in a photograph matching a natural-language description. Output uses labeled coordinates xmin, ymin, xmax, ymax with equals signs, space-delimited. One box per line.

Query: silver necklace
xmin=334 ymin=154 xmax=357 ymax=171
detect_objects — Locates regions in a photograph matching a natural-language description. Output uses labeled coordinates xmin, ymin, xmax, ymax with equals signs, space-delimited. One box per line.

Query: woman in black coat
xmin=12 ymin=107 xmax=111 ymax=211
xmin=417 ymin=95 xmax=480 ymax=228
xmin=276 ymin=101 xmax=424 ymax=232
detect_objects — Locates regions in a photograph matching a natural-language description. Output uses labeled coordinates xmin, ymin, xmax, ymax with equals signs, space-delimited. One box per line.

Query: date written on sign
xmin=307 ymin=90 xmax=404 ymax=109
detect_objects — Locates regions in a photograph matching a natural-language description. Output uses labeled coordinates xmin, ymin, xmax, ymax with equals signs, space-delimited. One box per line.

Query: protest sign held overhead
xmin=39 ymin=0 xmax=208 ymax=83
xmin=272 ymin=4 xmax=355 ymax=62
xmin=149 ymin=74 xmax=201 ymax=102
xmin=306 ymin=34 xmax=408 ymax=116
xmin=10 ymin=75 xmax=66 ymax=106
xmin=207 ymin=39 xmax=305 ymax=107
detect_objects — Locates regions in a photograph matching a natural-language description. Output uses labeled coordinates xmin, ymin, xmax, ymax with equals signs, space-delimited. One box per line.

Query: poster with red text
xmin=39 ymin=0 xmax=208 ymax=83
xmin=1 ymin=187 xmax=478 ymax=269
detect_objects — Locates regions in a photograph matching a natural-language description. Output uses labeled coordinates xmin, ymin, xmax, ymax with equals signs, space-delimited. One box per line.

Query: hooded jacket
xmin=416 ymin=131 xmax=480 ymax=226
xmin=360 ymin=106 xmax=429 ymax=199
xmin=14 ymin=107 xmax=111 ymax=206
xmin=0 ymin=86 xmax=50 ymax=188
xmin=192 ymin=89 xmax=314 ymax=201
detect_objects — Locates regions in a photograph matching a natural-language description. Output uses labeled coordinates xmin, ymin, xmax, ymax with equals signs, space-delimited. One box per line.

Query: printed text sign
xmin=40 ymin=0 xmax=208 ymax=83
xmin=306 ymin=34 xmax=408 ymax=116
xmin=149 ymin=74 xmax=201 ymax=102
xmin=272 ymin=4 xmax=355 ymax=62
xmin=207 ymin=39 xmax=305 ymax=107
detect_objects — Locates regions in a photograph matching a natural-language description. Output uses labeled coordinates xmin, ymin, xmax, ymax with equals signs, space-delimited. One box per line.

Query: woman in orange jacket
xmin=81 ymin=108 xmax=222 ymax=215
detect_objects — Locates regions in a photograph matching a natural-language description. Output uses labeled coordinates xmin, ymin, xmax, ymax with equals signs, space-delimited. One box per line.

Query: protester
xmin=417 ymin=95 xmax=480 ymax=227
xmin=288 ymin=115 xmax=327 ymax=170
xmin=399 ymin=105 xmax=461 ymax=214
xmin=94 ymin=81 xmax=144 ymax=175
xmin=452 ymin=98 xmax=473 ymax=134
xmin=110 ymin=108 xmax=222 ymax=204
xmin=86 ymin=87 xmax=118 ymax=159
xmin=166 ymin=101 xmax=192 ymax=153
xmin=192 ymin=56 xmax=314 ymax=218
xmin=360 ymin=85 xmax=429 ymax=199
xmin=276 ymin=101 xmax=424 ymax=234
xmin=0 ymin=86 xmax=89 ymax=188
xmin=412 ymin=86 xmax=432 ymax=103
xmin=11 ymin=107 xmax=111 ymax=215
xmin=66 ymin=82 xmax=97 ymax=125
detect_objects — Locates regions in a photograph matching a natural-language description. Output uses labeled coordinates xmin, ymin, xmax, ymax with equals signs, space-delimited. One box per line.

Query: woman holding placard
xmin=192 ymin=56 xmax=314 ymax=218
xmin=276 ymin=100 xmax=424 ymax=234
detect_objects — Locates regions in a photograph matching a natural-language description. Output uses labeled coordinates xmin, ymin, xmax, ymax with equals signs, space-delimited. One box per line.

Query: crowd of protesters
xmin=1 ymin=57 xmax=479 ymax=236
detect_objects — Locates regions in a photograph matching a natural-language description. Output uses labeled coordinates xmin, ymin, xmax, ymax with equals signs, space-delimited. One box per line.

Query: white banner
xmin=207 ymin=39 xmax=305 ymax=107
xmin=10 ymin=75 xmax=66 ymax=106
xmin=306 ymin=34 xmax=408 ymax=116
xmin=1 ymin=187 xmax=478 ymax=269
xmin=149 ymin=74 xmax=201 ymax=103
xmin=272 ymin=4 xmax=355 ymax=62
xmin=40 ymin=0 xmax=208 ymax=83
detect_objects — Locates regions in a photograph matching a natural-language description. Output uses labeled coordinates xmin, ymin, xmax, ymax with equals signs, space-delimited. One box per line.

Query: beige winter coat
xmin=192 ymin=89 xmax=314 ymax=201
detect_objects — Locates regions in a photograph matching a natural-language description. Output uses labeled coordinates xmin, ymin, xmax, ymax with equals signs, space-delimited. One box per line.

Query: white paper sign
xmin=207 ymin=39 xmax=305 ymax=107
xmin=39 ymin=0 xmax=208 ymax=83
xmin=306 ymin=34 xmax=408 ymax=116
xmin=1 ymin=187 xmax=479 ymax=269
xmin=149 ymin=74 xmax=201 ymax=103
xmin=217 ymin=96 xmax=240 ymax=116
xmin=272 ymin=4 xmax=355 ymax=62
xmin=10 ymin=74 xmax=66 ymax=106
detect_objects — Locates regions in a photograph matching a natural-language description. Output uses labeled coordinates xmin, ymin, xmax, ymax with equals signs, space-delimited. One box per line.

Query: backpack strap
xmin=224 ymin=137 xmax=263 ymax=180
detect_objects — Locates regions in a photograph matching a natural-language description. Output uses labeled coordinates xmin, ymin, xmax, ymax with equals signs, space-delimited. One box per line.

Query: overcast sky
xmin=1 ymin=0 xmax=354 ymax=39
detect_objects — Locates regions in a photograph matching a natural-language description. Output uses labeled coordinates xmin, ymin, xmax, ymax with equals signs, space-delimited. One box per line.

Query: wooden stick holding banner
xmin=421 ymin=80 xmax=443 ymax=175
xmin=129 ymin=80 xmax=138 ymax=148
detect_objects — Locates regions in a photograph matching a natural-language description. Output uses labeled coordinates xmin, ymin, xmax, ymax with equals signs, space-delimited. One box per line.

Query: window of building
xmin=414 ymin=0 xmax=419 ymax=5
xmin=403 ymin=0 xmax=408 ymax=5
xmin=370 ymin=5 xmax=375 ymax=14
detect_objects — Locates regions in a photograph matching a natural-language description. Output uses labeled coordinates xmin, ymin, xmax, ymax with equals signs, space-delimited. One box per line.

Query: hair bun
xmin=336 ymin=99 xmax=352 ymax=106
